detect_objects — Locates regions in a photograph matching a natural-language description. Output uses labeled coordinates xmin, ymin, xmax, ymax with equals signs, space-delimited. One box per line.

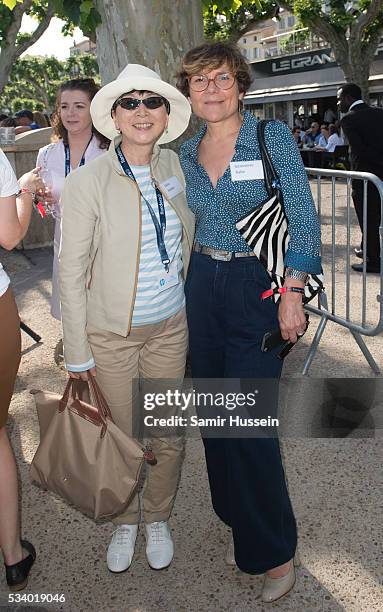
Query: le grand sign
xmin=252 ymin=48 xmax=337 ymax=77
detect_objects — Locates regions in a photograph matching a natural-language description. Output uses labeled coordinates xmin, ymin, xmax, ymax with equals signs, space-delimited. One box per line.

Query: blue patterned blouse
xmin=180 ymin=111 xmax=321 ymax=274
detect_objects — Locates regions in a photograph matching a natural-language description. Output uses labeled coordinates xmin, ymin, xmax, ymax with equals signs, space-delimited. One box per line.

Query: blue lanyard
xmin=116 ymin=145 xmax=170 ymax=271
xmin=64 ymin=137 xmax=92 ymax=177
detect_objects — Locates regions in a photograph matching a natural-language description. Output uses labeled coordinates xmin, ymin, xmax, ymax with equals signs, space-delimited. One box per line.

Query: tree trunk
xmin=94 ymin=0 xmax=204 ymax=146
xmin=94 ymin=0 xmax=204 ymax=85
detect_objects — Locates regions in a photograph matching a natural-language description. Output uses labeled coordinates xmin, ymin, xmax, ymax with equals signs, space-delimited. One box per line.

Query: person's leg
xmin=86 ymin=324 xmax=143 ymax=525
xmin=352 ymin=179 xmax=364 ymax=237
xmin=0 ymin=288 xmax=22 ymax=565
xmin=222 ymin=257 xmax=297 ymax=575
xmin=0 ymin=429 xmax=23 ymax=565
xmin=185 ymin=252 xmax=232 ymax=526
xmin=138 ymin=308 xmax=188 ymax=523
xmin=365 ymin=181 xmax=381 ymax=264
xmin=185 ymin=252 xmax=226 ymax=378
xmin=352 ymin=179 xmax=381 ymax=267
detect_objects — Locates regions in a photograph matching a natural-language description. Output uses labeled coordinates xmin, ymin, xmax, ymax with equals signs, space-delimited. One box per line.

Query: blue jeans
xmin=185 ymin=252 xmax=297 ymax=574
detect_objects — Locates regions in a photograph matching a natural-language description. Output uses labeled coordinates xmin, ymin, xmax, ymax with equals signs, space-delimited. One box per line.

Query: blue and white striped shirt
xmin=131 ymin=165 xmax=184 ymax=327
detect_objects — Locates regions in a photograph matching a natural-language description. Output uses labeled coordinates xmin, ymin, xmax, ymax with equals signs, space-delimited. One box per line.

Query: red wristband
xmin=261 ymin=286 xmax=305 ymax=300
xmin=32 ymin=201 xmax=46 ymax=218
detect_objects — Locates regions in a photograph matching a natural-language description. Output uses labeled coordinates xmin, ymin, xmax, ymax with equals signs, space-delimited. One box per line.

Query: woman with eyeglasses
xmin=36 ymin=78 xmax=109 ymax=321
xmin=177 ymin=42 xmax=321 ymax=602
xmin=59 ymin=65 xmax=194 ymax=573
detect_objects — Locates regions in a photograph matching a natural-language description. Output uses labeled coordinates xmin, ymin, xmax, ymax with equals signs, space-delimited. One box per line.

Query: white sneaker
xmin=145 ymin=521 xmax=174 ymax=569
xmin=107 ymin=524 xmax=138 ymax=572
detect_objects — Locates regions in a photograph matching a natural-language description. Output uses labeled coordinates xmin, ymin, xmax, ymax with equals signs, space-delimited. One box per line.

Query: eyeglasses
xmin=112 ymin=96 xmax=168 ymax=112
xmin=188 ymin=73 xmax=236 ymax=92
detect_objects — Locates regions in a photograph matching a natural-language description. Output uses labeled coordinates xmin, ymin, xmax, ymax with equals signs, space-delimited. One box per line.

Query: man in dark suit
xmin=338 ymin=83 xmax=383 ymax=273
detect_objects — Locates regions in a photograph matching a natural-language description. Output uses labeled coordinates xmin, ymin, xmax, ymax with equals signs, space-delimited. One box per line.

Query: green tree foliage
xmin=0 ymin=0 xmax=101 ymax=95
xmin=204 ymin=0 xmax=276 ymax=40
xmin=0 ymin=53 xmax=99 ymax=114
xmin=203 ymin=0 xmax=383 ymax=98
xmin=0 ymin=0 xmax=100 ymax=40
xmin=2 ymin=0 xmax=381 ymax=100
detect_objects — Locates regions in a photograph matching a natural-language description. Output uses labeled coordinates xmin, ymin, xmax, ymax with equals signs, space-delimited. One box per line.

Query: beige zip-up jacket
xmin=59 ymin=136 xmax=195 ymax=368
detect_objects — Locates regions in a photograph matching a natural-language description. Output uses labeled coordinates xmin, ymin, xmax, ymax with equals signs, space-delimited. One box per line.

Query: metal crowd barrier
xmin=302 ymin=168 xmax=383 ymax=375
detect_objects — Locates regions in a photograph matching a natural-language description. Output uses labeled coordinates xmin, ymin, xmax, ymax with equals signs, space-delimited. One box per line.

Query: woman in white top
xmin=316 ymin=123 xmax=344 ymax=153
xmin=0 ymin=150 xmax=40 ymax=590
xmin=325 ymin=124 xmax=344 ymax=152
xmin=37 ymin=78 xmax=108 ymax=320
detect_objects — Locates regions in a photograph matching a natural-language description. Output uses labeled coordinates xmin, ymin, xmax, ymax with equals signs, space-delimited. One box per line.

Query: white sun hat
xmin=90 ymin=64 xmax=191 ymax=145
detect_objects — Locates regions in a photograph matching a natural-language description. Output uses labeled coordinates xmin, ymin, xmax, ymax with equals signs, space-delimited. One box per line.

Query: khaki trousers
xmin=87 ymin=308 xmax=188 ymax=524
xmin=0 ymin=288 xmax=21 ymax=428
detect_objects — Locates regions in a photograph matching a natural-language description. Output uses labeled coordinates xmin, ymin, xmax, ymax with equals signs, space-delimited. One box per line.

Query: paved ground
xmin=0 ymin=179 xmax=382 ymax=612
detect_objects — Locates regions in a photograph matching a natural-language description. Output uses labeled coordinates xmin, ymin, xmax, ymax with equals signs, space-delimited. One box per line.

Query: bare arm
xmin=0 ymin=168 xmax=42 ymax=250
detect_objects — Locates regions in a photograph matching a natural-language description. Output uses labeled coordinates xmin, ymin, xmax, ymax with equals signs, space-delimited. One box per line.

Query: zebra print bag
xmin=235 ymin=119 xmax=324 ymax=304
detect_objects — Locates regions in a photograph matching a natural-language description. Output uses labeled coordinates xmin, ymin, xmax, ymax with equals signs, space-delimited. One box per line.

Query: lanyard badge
xmin=64 ymin=137 xmax=93 ymax=177
xmin=116 ymin=145 xmax=171 ymax=272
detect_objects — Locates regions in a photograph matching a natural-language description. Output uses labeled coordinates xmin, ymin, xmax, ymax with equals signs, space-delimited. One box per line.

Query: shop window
xmin=247 ymin=104 xmax=264 ymax=120
xmin=274 ymin=101 xmax=288 ymax=123
xmin=264 ymin=103 xmax=274 ymax=119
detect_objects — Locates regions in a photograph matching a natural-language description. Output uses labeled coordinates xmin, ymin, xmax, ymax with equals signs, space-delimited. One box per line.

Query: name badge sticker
xmin=160 ymin=176 xmax=184 ymax=199
xmin=157 ymin=259 xmax=180 ymax=293
xmin=230 ymin=160 xmax=264 ymax=181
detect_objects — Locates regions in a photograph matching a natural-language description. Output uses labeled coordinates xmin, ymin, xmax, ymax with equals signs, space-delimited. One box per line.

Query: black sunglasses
xmin=112 ymin=96 xmax=170 ymax=114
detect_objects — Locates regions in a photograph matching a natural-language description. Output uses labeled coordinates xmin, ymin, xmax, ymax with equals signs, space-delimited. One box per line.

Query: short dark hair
xmin=177 ymin=41 xmax=251 ymax=96
xmin=15 ymin=109 xmax=34 ymax=121
xmin=0 ymin=117 xmax=16 ymax=127
xmin=340 ymin=83 xmax=362 ymax=101
xmin=329 ymin=123 xmax=339 ymax=135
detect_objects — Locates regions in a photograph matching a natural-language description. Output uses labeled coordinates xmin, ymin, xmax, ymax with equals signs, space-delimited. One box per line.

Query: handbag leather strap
xmin=59 ymin=378 xmax=113 ymax=423
xmin=257 ymin=120 xmax=285 ymax=210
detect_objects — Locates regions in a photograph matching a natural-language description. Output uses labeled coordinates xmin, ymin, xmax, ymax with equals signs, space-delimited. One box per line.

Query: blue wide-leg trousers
xmin=185 ymin=252 xmax=297 ymax=574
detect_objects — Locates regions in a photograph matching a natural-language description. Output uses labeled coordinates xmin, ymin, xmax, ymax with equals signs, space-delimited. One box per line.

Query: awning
xmin=244 ymin=83 xmax=340 ymax=105
xmin=244 ymin=74 xmax=383 ymax=105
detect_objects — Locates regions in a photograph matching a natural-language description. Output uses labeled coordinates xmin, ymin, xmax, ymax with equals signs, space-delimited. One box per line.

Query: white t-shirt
xmin=325 ymin=133 xmax=344 ymax=153
xmin=0 ymin=149 xmax=19 ymax=296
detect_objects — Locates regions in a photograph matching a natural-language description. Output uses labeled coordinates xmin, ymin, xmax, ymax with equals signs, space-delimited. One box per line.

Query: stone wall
xmin=3 ymin=128 xmax=55 ymax=249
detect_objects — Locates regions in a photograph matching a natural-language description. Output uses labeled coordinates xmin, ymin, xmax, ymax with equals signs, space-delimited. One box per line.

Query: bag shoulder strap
xmin=257 ymin=119 xmax=284 ymax=206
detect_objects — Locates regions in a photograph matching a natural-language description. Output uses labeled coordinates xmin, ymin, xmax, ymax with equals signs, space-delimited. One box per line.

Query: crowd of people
xmin=0 ymin=40 xmax=378 ymax=604
xmin=0 ymin=110 xmax=49 ymax=134
xmin=291 ymin=120 xmax=345 ymax=152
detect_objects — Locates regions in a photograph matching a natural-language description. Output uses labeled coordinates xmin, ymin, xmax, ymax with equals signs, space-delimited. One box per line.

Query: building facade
xmin=69 ymin=39 xmax=97 ymax=57
xmin=238 ymin=11 xmax=383 ymax=127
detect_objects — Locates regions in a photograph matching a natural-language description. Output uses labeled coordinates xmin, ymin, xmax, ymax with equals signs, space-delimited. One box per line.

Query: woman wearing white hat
xmin=59 ymin=64 xmax=194 ymax=572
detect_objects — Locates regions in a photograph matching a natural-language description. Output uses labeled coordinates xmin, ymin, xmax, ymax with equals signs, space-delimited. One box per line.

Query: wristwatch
xmin=285 ymin=267 xmax=308 ymax=284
